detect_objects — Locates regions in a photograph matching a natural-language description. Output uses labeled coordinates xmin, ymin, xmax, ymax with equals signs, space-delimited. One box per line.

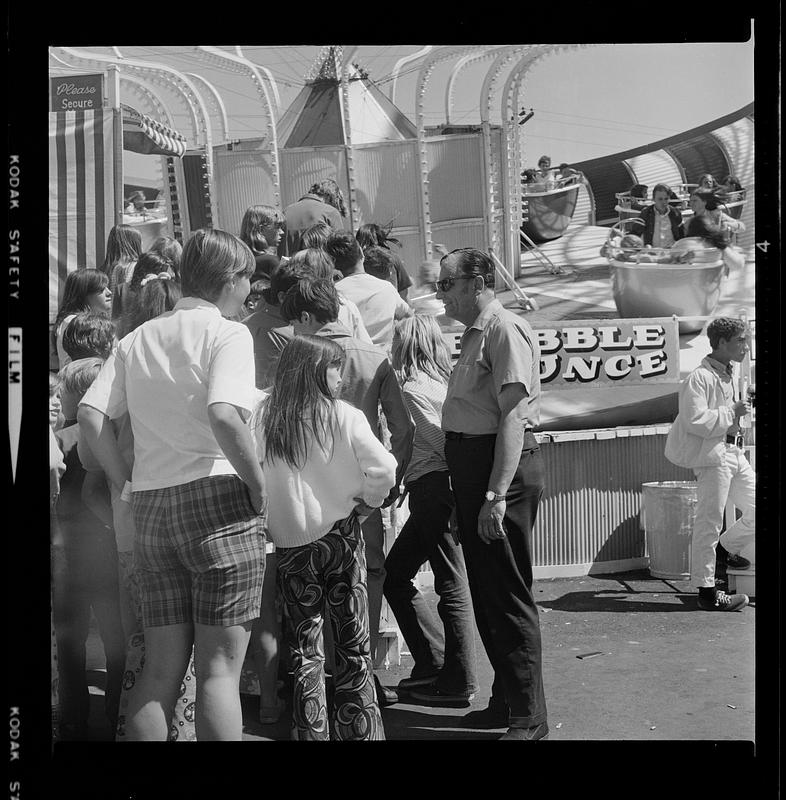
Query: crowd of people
xmin=48 ymin=173 xmax=754 ymax=743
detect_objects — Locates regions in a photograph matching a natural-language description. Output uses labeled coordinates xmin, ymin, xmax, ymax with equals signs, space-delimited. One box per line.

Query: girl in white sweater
xmin=252 ymin=334 xmax=396 ymax=740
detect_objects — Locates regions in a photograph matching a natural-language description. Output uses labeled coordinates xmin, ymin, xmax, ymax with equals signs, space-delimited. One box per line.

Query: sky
xmin=56 ymin=41 xmax=755 ymax=181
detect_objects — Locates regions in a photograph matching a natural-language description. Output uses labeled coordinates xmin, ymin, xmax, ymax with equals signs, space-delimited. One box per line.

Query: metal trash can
xmin=641 ymin=481 xmax=697 ymax=579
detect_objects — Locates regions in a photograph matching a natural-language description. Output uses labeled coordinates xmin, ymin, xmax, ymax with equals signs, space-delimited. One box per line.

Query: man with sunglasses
xmin=415 ymin=247 xmax=548 ymax=740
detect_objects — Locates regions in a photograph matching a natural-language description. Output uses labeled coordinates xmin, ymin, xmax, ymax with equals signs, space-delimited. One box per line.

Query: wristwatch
xmin=484 ymin=490 xmax=505 ymax=503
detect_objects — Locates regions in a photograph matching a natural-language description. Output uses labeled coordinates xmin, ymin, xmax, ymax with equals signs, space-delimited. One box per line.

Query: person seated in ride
xmin=689 ymin=189 xmax=746 ymax=235
xmin=521 ymin=168 xmax=537 ymax=185
xmin=633 ymin=183 xmax=685 ymax=248
xmin=536 ymin=155 xmax=553 ymax=181
xmin=697 ymin=173 xmax=718 ymax=191
xmin=557 ymin=163 xmax=582 ymax=184
xmin=673 ymin=216 xmax=745 ymax=272
xmin=124 ymin=191 xmax=146 ymax=216
xmin=719 ymin=174 xmax=743 ymax=199
xmin=627 ymin=183 xmax=648 ymax=211
xmin=601 ymin=233 xmax=693 ymax=264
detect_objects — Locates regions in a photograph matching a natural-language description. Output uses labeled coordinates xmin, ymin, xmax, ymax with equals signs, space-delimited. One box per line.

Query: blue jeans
xmin=446 ymin=433 xmax=547 ymax=728
xmin=384 ymin=471 xmax=477 ymax=694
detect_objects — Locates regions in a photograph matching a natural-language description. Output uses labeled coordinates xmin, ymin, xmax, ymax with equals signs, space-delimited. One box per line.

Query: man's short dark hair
xmin=280 ymin=277 xmax=340 ymax=325
xmin=61 ymin=312 xmax=116 ymax=360
xmin=268 ymin=260 xmax=304 ymax=306
xmin=707 ymin=317 xmax=745 ymax=349
xmin=441 ymin=248 xmax=495 ymax=287
xmin=324 ymin=231 xmax=363 ymax=276
xmin=363 ymin=246 xmax=395 ymax=282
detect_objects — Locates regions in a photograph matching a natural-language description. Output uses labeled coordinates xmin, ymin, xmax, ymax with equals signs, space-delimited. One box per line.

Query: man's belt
xmin=725 ymin=433 xmax=745 ymax=447
xmin=445 ymin=427 xmax=534 ymax=441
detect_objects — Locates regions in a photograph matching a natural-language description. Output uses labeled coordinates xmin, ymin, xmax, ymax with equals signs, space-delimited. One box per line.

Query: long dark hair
xmin=147 ymin=236 xmax=183 ymax=280
xmin=99 ymin=225 xmax=142 ymax=276
xmin=686 ymin=216 xmax=729 ymax=250
xmin=257 ymin=335 xmax=345 ymax=470
xmin=356 ymin=222 xmax=400 ymax=251
xmin=54 ymin=269 xmax=109 ymax=328
xmin=122 ymin=277 xmax=182 ymax=336
xmin=692 ymin=188 xmax=726 ymax=212
xmin=128 ymin=252 xmax=174 ymax=292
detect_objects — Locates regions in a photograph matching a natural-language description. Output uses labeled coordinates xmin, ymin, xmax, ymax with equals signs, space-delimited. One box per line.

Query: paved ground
xmin=84 ymin=569 xmax=754 ymax=742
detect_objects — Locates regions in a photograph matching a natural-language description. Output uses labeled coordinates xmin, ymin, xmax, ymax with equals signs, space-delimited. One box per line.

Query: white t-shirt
xmin=335 ymin=293 xmax=373 ymax=344
xmin=252 ymin=398 xmax=397 ymax=549
xmin=81 ymin=296 xmax=257 ymax=491
xmin=336 ymin=272 xmax=410 ymax=350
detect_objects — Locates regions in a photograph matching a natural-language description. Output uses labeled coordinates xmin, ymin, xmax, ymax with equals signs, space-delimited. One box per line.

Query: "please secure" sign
xmin=50 ymin=73 xmax=104 ymax=112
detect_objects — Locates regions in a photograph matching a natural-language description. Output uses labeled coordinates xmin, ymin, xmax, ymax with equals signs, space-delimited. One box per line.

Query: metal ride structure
xmin=49 ymin=45 xmax=598 ymax=284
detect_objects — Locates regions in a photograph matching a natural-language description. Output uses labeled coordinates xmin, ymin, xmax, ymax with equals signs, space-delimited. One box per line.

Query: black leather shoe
xmin=374 ymin=674 xmax=398 ymax=707
xmin=726 ymin=553 xmax=751 ymax=570
xmin=498 ymin=721 xmax=549 ymax=741
xmin=461 ymin=704 xmax=509 ymax=728
xmin=408 ymin=681 xmax=475 ymax=707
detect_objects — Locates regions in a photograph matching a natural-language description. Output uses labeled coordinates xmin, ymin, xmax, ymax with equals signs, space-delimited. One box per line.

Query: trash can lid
xmin=642 ymin=481 xmax=697 ymax=490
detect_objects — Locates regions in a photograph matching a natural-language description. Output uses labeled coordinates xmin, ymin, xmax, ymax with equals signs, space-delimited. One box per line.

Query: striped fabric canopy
xmin=121 ymin=104 xmax=187 ymax=157
xmin=48 ymin=108 xmax=117 ymax=322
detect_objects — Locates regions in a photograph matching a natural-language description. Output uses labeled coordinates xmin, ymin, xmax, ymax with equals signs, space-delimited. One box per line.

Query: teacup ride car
xmin=603 ymin=219 xmax=728 ymax=334
xmin=521 ymin=172 xmax=582 ymax=244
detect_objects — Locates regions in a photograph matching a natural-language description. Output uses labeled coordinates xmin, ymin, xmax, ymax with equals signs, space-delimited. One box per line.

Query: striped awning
xmin=122 ymin=104 xmax=187 ymax=157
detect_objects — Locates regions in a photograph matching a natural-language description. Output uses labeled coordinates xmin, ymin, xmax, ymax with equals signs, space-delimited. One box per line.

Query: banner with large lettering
xmin=442 ymin=316 xmax=680 ymax=388
xmin=537 ymin=317 xmax=680 ymax=388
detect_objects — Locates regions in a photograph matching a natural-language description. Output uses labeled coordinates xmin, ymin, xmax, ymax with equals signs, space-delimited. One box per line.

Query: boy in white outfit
xmin=665 ymin=317 xmax=754 ymax=611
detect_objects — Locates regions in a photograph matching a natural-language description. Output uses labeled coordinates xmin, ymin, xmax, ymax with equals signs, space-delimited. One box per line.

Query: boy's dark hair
xmin=363 ymin=245 xmax=396 ymax=281
xmin=707 ymin=317 xmax=745 ymax=349
xmin=61 ymin=312 xmax=116 ymax=360
xmin=266 ymin=260 xmax=304 ymax=307
xmin=280 ymin=277 xmax=340 ymax=325
xmin=324 ymin=231 xmax=364 ymax=276
xmin=651 ymin=183 xmax=672 ymax=199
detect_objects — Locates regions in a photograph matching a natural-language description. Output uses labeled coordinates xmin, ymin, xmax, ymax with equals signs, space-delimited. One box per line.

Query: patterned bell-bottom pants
xmin=276 ymin=513 xmax=385 ymax=741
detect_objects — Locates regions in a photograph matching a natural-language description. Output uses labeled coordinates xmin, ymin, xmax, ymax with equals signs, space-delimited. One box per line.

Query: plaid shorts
xmin=131 ymin=475 xmax=266 ymax=628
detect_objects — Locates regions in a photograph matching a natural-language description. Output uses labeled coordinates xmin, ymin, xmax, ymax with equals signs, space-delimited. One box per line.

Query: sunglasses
xmin=435 ymin=275 xmax=477 ymax=293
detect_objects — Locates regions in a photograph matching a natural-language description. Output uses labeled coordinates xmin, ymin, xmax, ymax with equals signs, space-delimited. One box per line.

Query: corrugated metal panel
xmin=352 ymin=141 xmax=420 ymax=228
xmin=665 ymin=136 xmax=730 ymax=186
xmin=430 ymin=219 xmax=486 ymax=252
xmin=279 ymin=146 xmax=349 ymax=211
xmin=533 ymin=431 xmax=693 ymax=567
xmin=212 ymin=143 xmax=275 ymax=233
xmin=624 ymin=151 xmax=684 ymax=195
xmin=710 ymin=117 xmax=755 ymax=251
xmin=579 ymin=161 xmax=636 ymax=224
xmin=426 ymin=135 xmax=485 ymax=223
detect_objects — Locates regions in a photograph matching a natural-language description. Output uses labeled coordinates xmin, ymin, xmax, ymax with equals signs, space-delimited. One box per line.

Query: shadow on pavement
xmin=539 ymin=590 xmax=696 ymax=613
xmin=380 ymin=707 xmax=500 ymax=740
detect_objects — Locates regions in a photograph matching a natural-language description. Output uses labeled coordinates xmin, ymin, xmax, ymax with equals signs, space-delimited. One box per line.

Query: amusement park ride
xmin=47 ymin=44 xmax=755 ymax=586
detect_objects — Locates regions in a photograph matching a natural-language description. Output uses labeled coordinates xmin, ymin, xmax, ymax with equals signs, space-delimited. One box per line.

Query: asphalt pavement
xmin=83 ymin=569 xmax=754 ymax=742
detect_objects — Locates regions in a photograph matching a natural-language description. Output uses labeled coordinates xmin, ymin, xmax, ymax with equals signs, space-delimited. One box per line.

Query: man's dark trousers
xmin=445 ymin=431 xmax=547 ymax=727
